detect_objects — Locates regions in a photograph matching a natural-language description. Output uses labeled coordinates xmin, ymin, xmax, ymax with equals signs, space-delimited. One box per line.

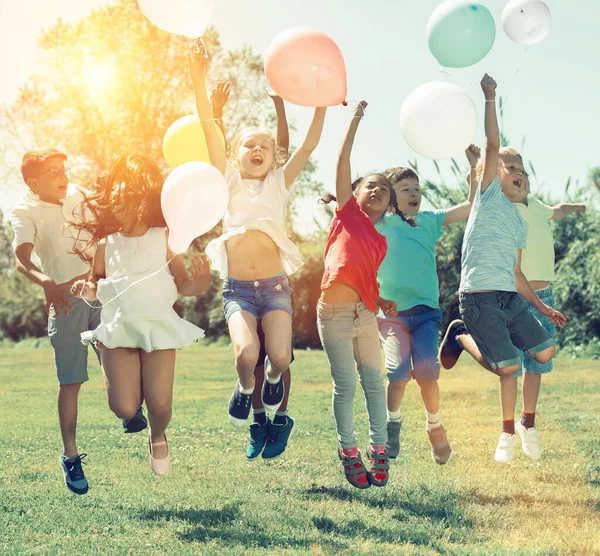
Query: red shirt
xmin=321 ymin=196 xmax=388 ymax=312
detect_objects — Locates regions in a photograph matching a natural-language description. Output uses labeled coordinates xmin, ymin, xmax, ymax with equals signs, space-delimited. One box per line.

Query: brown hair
xmin=383 ymin=167 xmax=419 ymax=185
xmin=228 ymin=127 xmax=287 ymax=170
xmin=474 ymin=147 xmax=523 ymax=183
xmin=21 ymin=147 xmax=67 ymax=183
xmin=69 ymin=154 xmax=166 ymax=263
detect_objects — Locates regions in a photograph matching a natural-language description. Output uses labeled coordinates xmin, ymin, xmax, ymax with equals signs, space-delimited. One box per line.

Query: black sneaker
xmin=60 ymin=453 xmax=89 ymax=495
xmin=122 ymin=407 xmax=148 ymax=434
xmin=261 ymin=375 xmax=285 ymax=413
xmin=386 ymin=419 xmax=402 ymax=459
xmin=439 ymin=319 xmax=467 ymax=370
xmin=228 ymin=382 xmax=253 ymax=427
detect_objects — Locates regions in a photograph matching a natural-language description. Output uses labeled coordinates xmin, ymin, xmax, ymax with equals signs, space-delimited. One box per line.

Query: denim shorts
xmin=222 ymin=273 xmax=293 ymax=322
xmin=48 ymin=295 xmax=101 ymax=385
xmin=459 ymin=290 xmax=553 ymax=370
xmin=378 ymin=305 xmax=442 ymax=382
xmin=512 ymin=286 xmax=555 ymax=377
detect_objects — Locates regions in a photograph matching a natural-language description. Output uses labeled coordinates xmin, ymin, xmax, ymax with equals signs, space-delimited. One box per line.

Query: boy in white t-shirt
xmin=9 ymin=148 xmax=146 ymax=495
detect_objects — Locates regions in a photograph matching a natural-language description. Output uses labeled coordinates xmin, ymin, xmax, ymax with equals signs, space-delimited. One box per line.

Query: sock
xmin=370 ymin=444 xmax=386 ymax=454
xmin=426 ymin=410 xmax=441 ymax=431
xmin=253 ymin=409 xmax=267 ymax=425
xmin=387 ymin=408 xmax=402 ymax=423
xmin=273 ymin=411 xmax=287 ymax=425
xmin=521 ymin=412 xmax=535 ymax=429
xmin=341 ymin=446 xmax=359 ymax=457
xmin=61 ymin=453 xmax=78 ymax=462
xmin=266 ymin=373 xmax=281 ymax=385
xmin=240 ymin=383 xmax=254 ymax=395
xmin=503 ymin=419 xmax=515 ymax=435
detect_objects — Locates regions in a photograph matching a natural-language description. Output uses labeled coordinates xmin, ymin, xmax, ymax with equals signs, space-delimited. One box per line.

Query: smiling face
xmin=27 ymin=156 xmax=69 ymax=205
xmin=236 ymin=129 xmax=276 ymax=179
xmin=498 ymin=154 xmax=528 ymax=202
xmin=355 ymin=174 xmax=392 ymax=220
xmin=392 ymin=177 xmax=422 ymax=216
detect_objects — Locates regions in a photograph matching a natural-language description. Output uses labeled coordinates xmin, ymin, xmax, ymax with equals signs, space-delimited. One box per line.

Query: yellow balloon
xmin=162 ymin=115 xmax=225 ymax=169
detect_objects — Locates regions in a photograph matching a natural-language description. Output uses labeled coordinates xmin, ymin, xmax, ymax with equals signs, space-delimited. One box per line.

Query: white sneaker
xmin=516 ymin=420 xmax=541 ymax=460
xmin=494 ymin=432 xmax=517 ymax=464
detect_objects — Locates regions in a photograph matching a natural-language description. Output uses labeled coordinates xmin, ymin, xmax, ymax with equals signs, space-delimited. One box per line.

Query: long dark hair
xmin=69 ymin=154 xmax=166 ymax=263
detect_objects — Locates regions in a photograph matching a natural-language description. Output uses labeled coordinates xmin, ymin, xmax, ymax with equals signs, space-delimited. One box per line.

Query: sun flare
xmin=81 ymin=60 xmax=116 ymax=97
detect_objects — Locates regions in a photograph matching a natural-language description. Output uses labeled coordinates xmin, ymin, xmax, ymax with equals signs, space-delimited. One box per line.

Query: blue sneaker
xmin=60 ymin=453 xmax=89 ymax=495
xmin=228 ymin=382 xmax=253 ymax=427
xmin=246 ymin=419 xmax=271 ymax=460
xmin=122 ymin=406 xmax=148 ymax=434
xmin=262 ymin=416 xmax=295 ymax=460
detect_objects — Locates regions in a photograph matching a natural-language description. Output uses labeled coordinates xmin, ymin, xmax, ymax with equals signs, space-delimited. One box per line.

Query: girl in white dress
xmin=70 ymin=154 xmax=210 ymax=475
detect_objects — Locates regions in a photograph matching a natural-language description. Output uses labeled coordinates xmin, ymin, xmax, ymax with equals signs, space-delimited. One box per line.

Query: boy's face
xmin=498 ymin=155 xmax=528 ymax=203
xmin=393 ymin=177 xmax=421 ymax=216
xmin=28 ymin=157 xmax=69 ymax=204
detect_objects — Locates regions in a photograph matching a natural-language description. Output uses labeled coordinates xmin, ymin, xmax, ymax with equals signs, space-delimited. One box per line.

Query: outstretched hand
xmin=353 ymin=100 xmax=368 ymax=119
xmin=188 ymin=40 xmax=210 ymax=84
xmin=188 ymin=253 xmax=211 ymax=294
xmin=44 ymin=281 xmax=71 ymax=317
xmin=540 ymin=305 xmax=567 ymax=328
xmin=465 ymin=144 xmax=481 ymax=168
xmin=70 ymin=279 xmax=97 ymax=302
xmin=211 ymin=81 xmax=231 ymax=110
xmin=480 ymin=73 xmax=497 ymax=99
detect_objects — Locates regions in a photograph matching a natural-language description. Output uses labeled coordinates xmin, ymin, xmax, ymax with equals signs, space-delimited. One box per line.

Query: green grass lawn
xmin=1 ymin=344 xmax=599 ymax=555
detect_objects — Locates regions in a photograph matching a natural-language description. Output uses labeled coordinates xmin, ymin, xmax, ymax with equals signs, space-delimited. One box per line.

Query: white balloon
xmin=400 ymin=81 xmax=478 ymax=160
xmin=502 ymin=0 xmax=551 ymax=46
xmin=137 ymin=0 xmax=215 ymax=39
xmin=161 ymin=162 xmax=228 ymax=254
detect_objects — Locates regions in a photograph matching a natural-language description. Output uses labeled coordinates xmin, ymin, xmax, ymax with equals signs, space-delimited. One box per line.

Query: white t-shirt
xmin=10 ymin=184 xmax=93 ymax=284
xmin=205 ymin=161 xmax=303 ymax=278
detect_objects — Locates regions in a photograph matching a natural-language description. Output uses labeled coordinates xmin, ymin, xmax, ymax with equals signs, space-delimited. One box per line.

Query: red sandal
xmin=338 ymin=448 xmax=370 ymax=489
xmin=367 ymin=445 xmax=390 ymax=487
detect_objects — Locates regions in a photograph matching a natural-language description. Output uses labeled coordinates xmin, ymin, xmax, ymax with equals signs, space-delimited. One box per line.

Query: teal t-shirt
xmin=376 ymin=209 xmax=446 ymax=311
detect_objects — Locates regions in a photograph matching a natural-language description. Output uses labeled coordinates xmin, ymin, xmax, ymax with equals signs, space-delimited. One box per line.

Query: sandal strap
xmin=339 ymin=450 xmax=368 ymax=481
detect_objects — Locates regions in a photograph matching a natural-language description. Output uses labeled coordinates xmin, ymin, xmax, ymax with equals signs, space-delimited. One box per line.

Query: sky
xmin=1 ymin=0 xmax=598 ymax=231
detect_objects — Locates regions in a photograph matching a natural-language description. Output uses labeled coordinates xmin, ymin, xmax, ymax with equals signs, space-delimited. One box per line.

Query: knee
xmin=235 ymin=344 xmax=260 ymax=372
xmin=495 ymin=365 xmax=521 ymax=378
xmin=109 ymin=400 xmax=138 ymax=420
xmin=147 ymin=399 xmax=172 ymax=419
xmin=267 ymin=348 xmax=292 ymax=373
xmin=387 ymin=380 xmax=409 ymax=392
xmin=534 ymin=346 xmax=555 ymax=364
xmin=415 ymin=378 xmax=437 ymax=389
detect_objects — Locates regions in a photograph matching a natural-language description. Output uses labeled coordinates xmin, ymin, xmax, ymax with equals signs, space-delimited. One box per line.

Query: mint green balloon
xmin=427 ymin=0 xmax=496 ymax=68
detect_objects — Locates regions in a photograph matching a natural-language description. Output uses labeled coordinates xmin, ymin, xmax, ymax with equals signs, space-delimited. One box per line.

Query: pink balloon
xmin=264 ymin=27 xmax=347 ymax=107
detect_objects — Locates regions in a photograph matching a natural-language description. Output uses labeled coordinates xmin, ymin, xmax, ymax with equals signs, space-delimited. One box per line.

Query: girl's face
xmin=498 ymin=155 xmax=528 ymax=202
xmin=355 ymin=175 xmax=392 ymax=219
xmin=110 ymin=182 xmax=137 ymax=231
xmin=237 ymin=130 xmax=276 ymax=179
xmin=393 ymin=177 xmax=421 ymax=216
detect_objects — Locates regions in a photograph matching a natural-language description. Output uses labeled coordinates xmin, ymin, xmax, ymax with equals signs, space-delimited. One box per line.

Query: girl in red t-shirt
xmin=318 ymin=101 xmax=412 ymax=489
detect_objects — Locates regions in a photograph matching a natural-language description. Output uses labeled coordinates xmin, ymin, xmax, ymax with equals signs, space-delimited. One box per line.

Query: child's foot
xmin=246 ymin=419 xmax=271 ymax=460
xmin=439 ymin=319 xmax=467 ymax=370
xmin=339 ymin=448 xmax=370 ymax=489
xmin=386 ymin=420 xmax=402 ymax=459
xmin=228 ymin=382 xmax=253 ymax=427
xmin=367 ymin=445 xmax=390 ymax=487
xmin=122 ymin=406 xmax=148 ymax=434
xmin=60 ymin=453 xmax=89 ymax=495
xmin=494 ymin=432 xmax=517 ymax=463
xmin=515 ymin=420 xmax=541 ymax=460
xmin=261 ymin=361 xmax=285 ymax=413
xmin=262 ymin=416 xmax=295 ymax=460
xmin=427 ymin=425 xmax=452 ymax=464
xmin=148 ymin=431 xmax=170 ymax=475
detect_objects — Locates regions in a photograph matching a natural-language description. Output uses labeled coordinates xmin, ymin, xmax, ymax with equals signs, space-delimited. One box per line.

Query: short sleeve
xmin=481 ymin=176 xmax=501 ymax=200
xmin=224 ymin=160 xmax=241 ymax=188
xmin=10 ymin=208 xmax=36 ymax=250
xmin=434 ymin=209 xmax=446 ymax=239
xmin=267 ymin=166 xmax=290 ymax=200
xmin=537 ymin=199 xmax=554 ymax=220
xmin=517 ymin=219 xmax=528 ymax=250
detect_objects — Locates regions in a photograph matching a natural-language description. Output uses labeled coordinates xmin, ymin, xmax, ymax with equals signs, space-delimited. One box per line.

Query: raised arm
xmin=443 ymin=144 xmax=481 ymax=225
xmin=480 ymin=74 xmax=499 ymax=193
xmin=283 ymin=107 xmax=326 ymax=188
xmin=188 ymin=44 xmax=227 ymax=175
xmin=335 ymin=101 xmax=367 ymax=209
xmin=268 ymin=90 xmax=290 ymax=162
xmin=211 ymin=81 xmax=231 ymax=148
xmin=551 ymin=203 xmax=586 ymax=220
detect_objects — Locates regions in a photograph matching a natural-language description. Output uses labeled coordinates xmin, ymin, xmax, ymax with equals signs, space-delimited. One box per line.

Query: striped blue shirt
xmin=459 ymin=177 xmax=528 ymax=293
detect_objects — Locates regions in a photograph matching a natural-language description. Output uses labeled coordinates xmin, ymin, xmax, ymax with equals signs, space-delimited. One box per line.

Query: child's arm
xmin=167 ymin=237 xmax=211 ymax=296
xmin=376 ymin=296 xmax=398 ymax=317
xmin=334 ymin=101 xmax=367 ymax=209
xmin=443 ymin=144 xmax=481 ymax=225
xmin=283 ymin=107 xmax=326 ymax=188
xmin=188 ymin=44 xmax=228 ymax=175
xmin=551 ymin=203 xmax=586 ymax=220
xmin=514 ymin=250 xmax=567 ymax=327
xmin=70 ymin=239 xmax=106 ymax=301
xmin=14 ymin=243 xmax=72 ymax=316
xmin=211 ymin=81 xmax=231 ymax=145
xmin=480 ymin=74 xmax=499 ymax=194
xmin=268 ymin=89 xmax=290 ymax=162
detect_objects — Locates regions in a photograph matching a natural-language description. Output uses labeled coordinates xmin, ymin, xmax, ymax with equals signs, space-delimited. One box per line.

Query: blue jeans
xmin=378 ymin=305 xmax=442 ymax=382
xmin=317 ymin=301 xmax=387 ymax=449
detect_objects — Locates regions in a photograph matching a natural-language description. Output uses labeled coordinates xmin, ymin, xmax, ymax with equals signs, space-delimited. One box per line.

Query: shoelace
xmin=66 ymin=453 xmax=87 ymax=481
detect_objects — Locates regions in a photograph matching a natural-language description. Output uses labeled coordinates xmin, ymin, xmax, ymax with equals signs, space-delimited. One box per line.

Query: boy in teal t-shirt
xmin=376 ymin=147 xmax=479 ymax=465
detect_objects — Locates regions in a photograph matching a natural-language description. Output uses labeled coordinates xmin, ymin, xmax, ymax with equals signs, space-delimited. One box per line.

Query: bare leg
xmin=456 ymin=333 xmax=520 ymax=378
xmin=522 ymin=373 xmax=541 ymax=414
xmin=141 ymin=349 xmax=176 ymax=459
xmin=500 ymin=376 xmax=518 ymax=421
xmin=387 ymin=380 xmax=408 ymax=413
xmin=227 ymin=311 xmax=260 ymax=390
xmin=100 ymin=346 xmax=143 ymax=419
xmin=58 ymin=383 xmax=82 ymax=456
xmin=415 ymin=379 xmax=440 ymax=415
xmin=261 ymin=310 xmax=293 ymax=380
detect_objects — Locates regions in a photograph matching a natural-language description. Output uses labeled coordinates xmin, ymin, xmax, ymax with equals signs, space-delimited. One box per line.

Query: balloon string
xmin=79 ymin=255 xmax=177 ymax=309
xmin=439 ymin=66 xmax=452 ymax=81
xmin=344 ymin=99 xmax=366 ymax=118
xmin=500 ymin=47 xmax=529 ymax=117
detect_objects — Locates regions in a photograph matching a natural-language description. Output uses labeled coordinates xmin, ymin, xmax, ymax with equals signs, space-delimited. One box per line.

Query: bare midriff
xmin=225 ymin=230 xmax=284 ymax=280
xmin=319 ymin=281 xmax=362 ymax=304
xmin=529 ymin=280 xmax=551 ymax=291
